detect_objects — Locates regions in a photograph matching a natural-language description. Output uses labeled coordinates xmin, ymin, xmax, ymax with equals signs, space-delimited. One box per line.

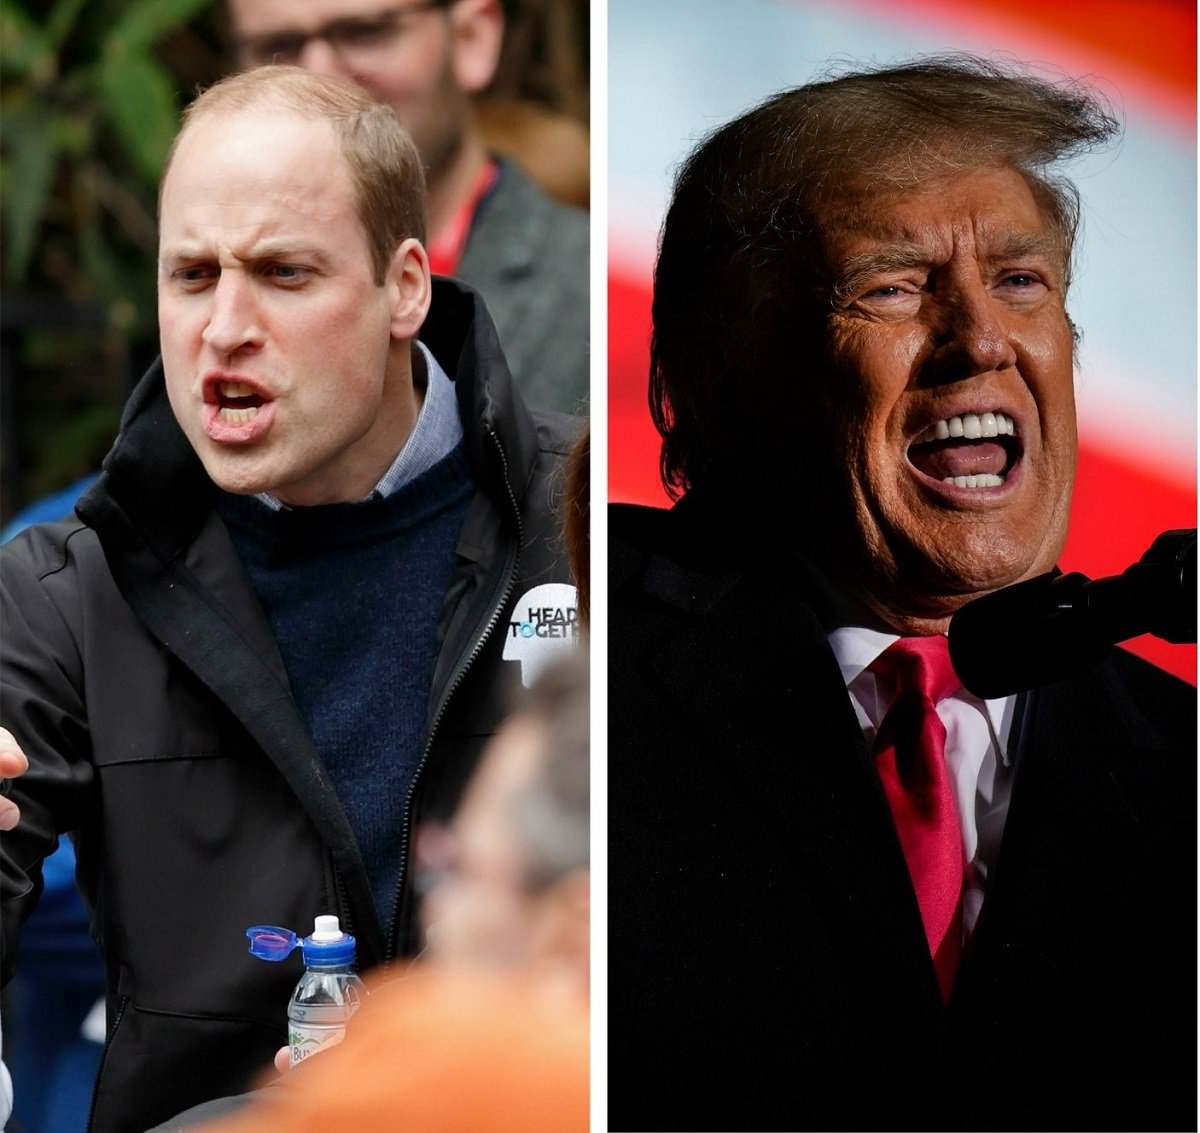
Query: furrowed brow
xmin=830 ymin=243 xmax=929 ymax=307
xmin=244 ymin=239 xmax=333 ymax=268
xmin=159 ymin=241 xmax=207 ymax=264
xmin=983 ymin=231 xmax=1063 ymax=270
xmin=160 ymin=239 xmax=334 ymax=272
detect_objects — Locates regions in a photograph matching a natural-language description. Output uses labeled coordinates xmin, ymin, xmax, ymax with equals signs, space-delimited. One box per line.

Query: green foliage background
xmin=1 ymin=0 xmax=226 ymax=523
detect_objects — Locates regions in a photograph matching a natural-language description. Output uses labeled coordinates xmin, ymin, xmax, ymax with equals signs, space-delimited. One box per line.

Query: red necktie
xmin=869 ymin=636 xmax=964 ymax=1000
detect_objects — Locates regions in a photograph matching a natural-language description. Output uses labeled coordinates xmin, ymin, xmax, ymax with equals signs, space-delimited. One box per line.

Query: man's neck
xmin=426 ymin=128 xmax=491 ymax=244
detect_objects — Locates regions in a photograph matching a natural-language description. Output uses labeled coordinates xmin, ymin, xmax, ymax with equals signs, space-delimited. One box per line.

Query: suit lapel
xmin=640 ymin=562 xmax=945 ymax=1012
xmin=968 ymin=654 xmax=1182 ymax=977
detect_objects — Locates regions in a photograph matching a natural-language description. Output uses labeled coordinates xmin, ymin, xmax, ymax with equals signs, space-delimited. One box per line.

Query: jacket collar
xmin=423 ymin=276 xmax=540 ymax=517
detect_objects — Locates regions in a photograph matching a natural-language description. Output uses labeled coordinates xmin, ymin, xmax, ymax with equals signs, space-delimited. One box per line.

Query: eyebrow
xmin=829 ymin=230 xmax=1063 ymax=306
xmin=831 ymin=244 xmax=928 ymax=305
xmin=159 ymin=239 xmax=334 ymax=269
xmin=245 ymin=239 xmax=334 ymax=268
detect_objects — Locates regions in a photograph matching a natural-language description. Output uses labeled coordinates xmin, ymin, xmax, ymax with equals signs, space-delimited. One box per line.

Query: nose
xmin=924 ymin=274 xmax=1018 ymax=385
xmin=297 ymin=36 xmax=352 ymax=77
xmin=201 ymin=274 xmax=262 ymax=357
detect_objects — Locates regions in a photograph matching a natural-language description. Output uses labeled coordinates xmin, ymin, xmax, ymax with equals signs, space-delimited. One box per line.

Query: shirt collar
xmin=827 ymin=624 xmax=1016 ymax=765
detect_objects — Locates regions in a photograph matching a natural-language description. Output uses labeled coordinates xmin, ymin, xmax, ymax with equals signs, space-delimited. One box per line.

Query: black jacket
xmin=608 ymin=498 xmax=1196 ymax=1133
xmin=0 ymin=280 xmax=581 ymax=1133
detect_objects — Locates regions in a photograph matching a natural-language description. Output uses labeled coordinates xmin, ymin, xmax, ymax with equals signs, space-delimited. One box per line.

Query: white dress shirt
xmin=827 ymin=626 xmax=1017 ymax=936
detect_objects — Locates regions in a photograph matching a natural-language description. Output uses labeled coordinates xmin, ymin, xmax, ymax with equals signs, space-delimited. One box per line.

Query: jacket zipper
xmin=331 ymin=859 xmax=355 ymax=944
xmin=385 ymin=428 xmax=524 ymax=958
xmin=85 ymin=993 xmax=129 ymax=1132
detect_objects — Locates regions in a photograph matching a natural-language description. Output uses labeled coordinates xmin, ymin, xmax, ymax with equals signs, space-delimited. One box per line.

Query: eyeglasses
xmin=236 ymin=1 xmax=452 ymax=68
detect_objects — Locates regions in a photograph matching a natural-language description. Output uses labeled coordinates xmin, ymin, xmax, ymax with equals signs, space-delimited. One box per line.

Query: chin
xmin=199 ymin=456 xmax=276 ymax=499
xmin=923 ymin=532 xmax=1063 ymax=602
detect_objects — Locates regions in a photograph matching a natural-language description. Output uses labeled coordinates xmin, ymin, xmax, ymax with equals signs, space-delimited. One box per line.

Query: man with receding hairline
xmin=1 ymin=65 xmax=579 ymax=1133
xmin=610 ymin=55 xmax=1195 ymax=1132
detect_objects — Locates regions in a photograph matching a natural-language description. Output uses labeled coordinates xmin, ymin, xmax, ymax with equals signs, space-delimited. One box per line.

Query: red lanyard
xmin=427 ymin=158 xmax=500 ymax=276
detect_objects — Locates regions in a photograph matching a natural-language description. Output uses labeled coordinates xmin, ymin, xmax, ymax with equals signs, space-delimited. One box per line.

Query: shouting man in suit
xmin=608 ymin=56 xmax=1196 ymax=1133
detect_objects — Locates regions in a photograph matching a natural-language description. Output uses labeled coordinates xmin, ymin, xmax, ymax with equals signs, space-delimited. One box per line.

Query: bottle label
xmin=289 ymin=1020 xmax=347 ymax=1066
xmin=288 ymin=995 xmax=362 ymax=1066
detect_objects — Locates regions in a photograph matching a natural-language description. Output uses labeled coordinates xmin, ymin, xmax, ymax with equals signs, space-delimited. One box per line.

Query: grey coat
xmin=458 ymin=158 xmax=589 ymax=416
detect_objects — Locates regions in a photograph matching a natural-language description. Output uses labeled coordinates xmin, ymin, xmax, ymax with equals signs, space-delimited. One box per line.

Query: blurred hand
xmin=0 ymin=728 xmax=28 ymax=831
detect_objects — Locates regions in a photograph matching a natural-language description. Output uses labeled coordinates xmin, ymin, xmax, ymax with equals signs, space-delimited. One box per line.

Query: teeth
xmin=943 ymin=473 xmax=1004 ymax=489
xmin=918 ymin=411 xmax=1013 ymax=444
xmin=218 ymin=406 xmax=259 ymax=424
xmin=220 ymin=381 xmax=255 ymax=398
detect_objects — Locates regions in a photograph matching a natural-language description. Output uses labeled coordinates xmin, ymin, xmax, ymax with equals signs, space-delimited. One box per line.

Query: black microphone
xmin=948 ymin=529 xmax=1197 ymax=699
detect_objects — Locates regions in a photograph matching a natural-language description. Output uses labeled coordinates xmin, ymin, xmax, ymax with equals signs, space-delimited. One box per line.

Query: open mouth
xmin=201 ymin=374 xmax=276 ymax=444
xmin=907 ymin=411 xmax=1021 ymax=489
xmin=213 ymin=380 xmax=266 ymax=424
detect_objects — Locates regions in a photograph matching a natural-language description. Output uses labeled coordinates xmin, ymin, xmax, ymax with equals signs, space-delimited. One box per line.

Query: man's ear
xmin=388 ymin=237 xmax=433 ymax=341
xmin=448 ymin=0 xmax=504 ymax=94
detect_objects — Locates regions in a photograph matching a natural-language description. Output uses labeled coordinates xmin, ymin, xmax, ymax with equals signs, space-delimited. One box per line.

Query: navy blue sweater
xmin=218 ymin=444 xmax=475 ymax=925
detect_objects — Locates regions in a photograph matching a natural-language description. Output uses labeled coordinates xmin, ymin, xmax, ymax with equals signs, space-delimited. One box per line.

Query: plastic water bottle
xmin=246 ymin=915 xmax=366 ymax=1067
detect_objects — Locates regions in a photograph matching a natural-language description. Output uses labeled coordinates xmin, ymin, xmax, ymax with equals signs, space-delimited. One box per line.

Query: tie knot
xmin=869 ymin=635 xmax=960 ymax=706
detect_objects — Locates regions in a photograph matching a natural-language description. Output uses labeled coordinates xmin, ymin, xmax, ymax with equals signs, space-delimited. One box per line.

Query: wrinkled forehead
xmin=800 ymin=162 xmax=1071 ymax=282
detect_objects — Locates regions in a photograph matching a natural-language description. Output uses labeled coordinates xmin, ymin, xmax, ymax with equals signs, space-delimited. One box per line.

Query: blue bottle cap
xmin=246 ymin=917 xmax=357 ymax=966
xmin=299 ymin=932 xmax=357 ymax=966
xmin=246 ymin=925 xmax=299 ymax=962
xmin=299 ymin=914 xmax=356 ymax=966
